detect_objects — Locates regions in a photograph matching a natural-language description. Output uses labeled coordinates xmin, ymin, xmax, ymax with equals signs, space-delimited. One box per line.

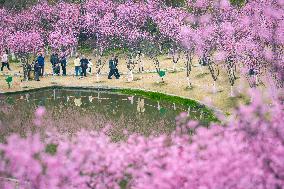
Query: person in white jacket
xmin=74 ymin=55 xmax=81 ymax=76
xmin=1 ymin=50 xmax=11 ymax=71
xmin=87 ymin=59 xmax=93 ymax=75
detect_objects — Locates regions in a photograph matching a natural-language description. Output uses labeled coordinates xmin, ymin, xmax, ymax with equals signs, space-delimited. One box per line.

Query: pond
xmin=0 ymin=87 xmax=215 ymax=141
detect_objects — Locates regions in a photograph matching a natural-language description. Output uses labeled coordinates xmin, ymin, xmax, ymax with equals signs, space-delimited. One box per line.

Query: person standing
xmin=1 ymin=50 xmax=11 ymax=71
xmin=50 ymin=52 xmax=59 ymax=75
xmin=60 ymin=53 xmax=67 ymax=76
xmin=74 ymin=55 xmax=81 ymax=76
xmin=34 ymin=59 xmax=41 ymax=81
xmin=80 ymin=55 xmax=89 ymax=77
xmin=37 ymin=53 xmax=45 ymax=76
xmin=50 ymin=52 xmax=56 ymax=70
xmin=87 ymin=59 xmax=93 ymax=75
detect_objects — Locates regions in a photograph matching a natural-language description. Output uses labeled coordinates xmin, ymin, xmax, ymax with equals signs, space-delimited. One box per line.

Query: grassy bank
xmin=115 ymin=88 xmax=219 ymax=124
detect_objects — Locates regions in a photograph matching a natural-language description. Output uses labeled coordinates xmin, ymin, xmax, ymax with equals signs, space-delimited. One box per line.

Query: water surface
xmin=0 ymin=88 xmax=207 ymax=140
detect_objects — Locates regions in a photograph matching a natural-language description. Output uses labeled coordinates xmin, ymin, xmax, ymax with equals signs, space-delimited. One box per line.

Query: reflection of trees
xmin=25 ymin=93 xmax=29 ymax=102
xmin=128 ymin=96 xmax=134 ymax=105
xmin=157 ymin=101 xmax=161 ymax=111
xmin=0 ymin=89 xmax=213 ymax=140
xmin=137 ymin=98 xmax=145 ymax=113
xmin=74 ymin=98 xmax=82 ymax=107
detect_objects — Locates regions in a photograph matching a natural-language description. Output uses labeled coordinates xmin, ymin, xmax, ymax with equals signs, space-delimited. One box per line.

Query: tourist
xmin=114 ymin=55 xmax=120 ymax=78
xmin=87 ymin=59 xmax=93 ymax=75
xmin=1 ymin=49 xmax=11 ymax=71
xmin=34 ymin=59 xmax=41 ymax=81
xmin=60 ymin=53 xmax=67 ymax=76
xmin=74 ymin=55 xmax=81 ymax=76
xmin=50 ymin=52 xmax=59 ymax=75
xmin=80 ymin=55 xmax=89 ymax=77
xmin=37 ymin=53 xmax=45 ymax=76
xmin=108 ymin=54 xmax=119 ymax=79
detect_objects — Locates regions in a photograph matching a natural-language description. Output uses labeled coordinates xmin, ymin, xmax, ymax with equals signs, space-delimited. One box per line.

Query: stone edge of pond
xmin=0 ymin=85 xmax=221 ymax=123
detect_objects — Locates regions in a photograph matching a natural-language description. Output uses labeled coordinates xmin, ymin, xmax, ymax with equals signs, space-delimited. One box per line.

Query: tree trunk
xmin=213 ymin=81 xmax=217 ymax=93
xmin=168 ymin=49 xmax=171 ymax=58
xmin=96 ymin=73 xmax=100 ymax=82
xmin=255 ymin=75 xmax=258 ymax=85
xmin=187 ymin=77 xmax=191 ymax=88
xmin=128 ymin=70 xmax=133 ymax=81
xmin=230 ymin=85 xmax=234 ymax=97
xmin=53 ymin=89 xmax=56 ymax=101
xmin=199 ymin=65 xmax=204 ymax=74
xmin=187 ymin=106 xmax=191 ymax=116
xmin=45 ymin=46 xmax=49 ymax=55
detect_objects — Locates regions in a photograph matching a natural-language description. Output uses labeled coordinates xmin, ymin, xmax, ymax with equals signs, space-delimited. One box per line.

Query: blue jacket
xmin=37 ymin=56 xmax=45 ymax=66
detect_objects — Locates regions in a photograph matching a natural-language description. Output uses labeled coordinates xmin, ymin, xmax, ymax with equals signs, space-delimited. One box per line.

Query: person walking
xmin=1 ymin=50 xmax=11 ymax=71
xmin=113 ymin=55 xmax=120 ymax=78
xmin=37 ymin=53 xmax=45 ymax=76
xmin=108 ymin=54 xmax=119 ymax=79
xmin=74 ymin=55 xmax=81 ymax=76
xmin=80 ymin=55 xmax=89 ymax=77
xmin=60 ymin=53 xmax=67 ymax=76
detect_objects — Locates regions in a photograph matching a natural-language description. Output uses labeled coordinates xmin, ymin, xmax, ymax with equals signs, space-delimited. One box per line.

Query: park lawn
xmin=0 ymin=54 xmax=251 ymax=115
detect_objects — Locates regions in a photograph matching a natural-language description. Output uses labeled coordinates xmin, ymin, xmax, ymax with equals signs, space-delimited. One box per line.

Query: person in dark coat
xmin=50 ymin=53 xmax=56 ymax=67
xmin=113 ymin=55 xmax=120 ymax=78
xmin=50 ymin=53 xmax=58 ymax=74
xmin=37 ymin=53 xmax=45 ymax=76
xmin=50 ymin=52 xmax=59 ymax=74
xmin=108 ymin=55 xmax=116 ymax=79
xmin=34 ymin=59 xmax=41 ymax=81
xmin=60 ymin=54 xmax=67 ymax=76
xmin=80 ymin=55 xmax=89 ymax=77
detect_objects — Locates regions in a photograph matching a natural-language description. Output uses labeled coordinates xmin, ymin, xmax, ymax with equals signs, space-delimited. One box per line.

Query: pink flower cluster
xmin=0 ymin=0 xmax=188 ymax=55
xmin=0 ymin=90 xmax=283 ymax=189
xmin=183 ymin=0 xmax=283 ymax=82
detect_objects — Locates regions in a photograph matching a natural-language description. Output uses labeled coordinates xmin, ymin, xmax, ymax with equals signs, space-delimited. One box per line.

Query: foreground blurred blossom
xmin=0 ymin=90 xmax=283 ymax=189
xmin=35 ymin=106 xmax=46 ymax=118
xmin=33 ymin=106 xmax=46 ymax=126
